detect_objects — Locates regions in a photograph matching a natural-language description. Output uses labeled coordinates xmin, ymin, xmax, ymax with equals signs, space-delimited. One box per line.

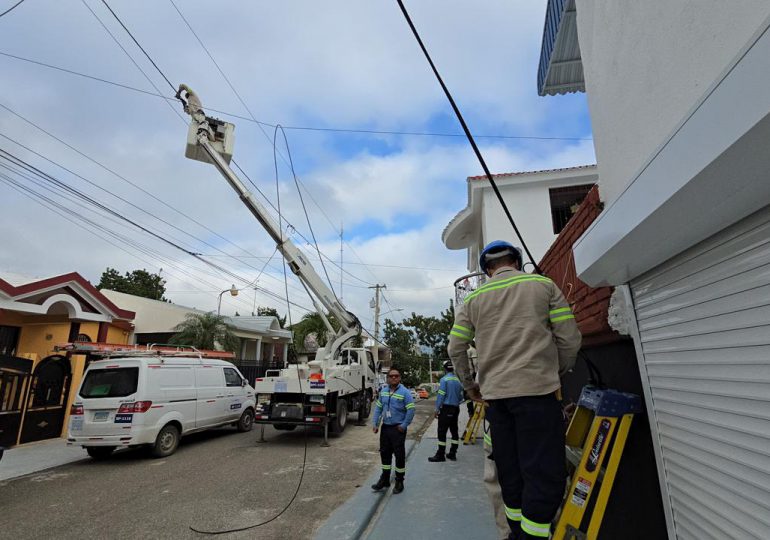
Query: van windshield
xmin=80 ymin=367 xmax=139 ymax=398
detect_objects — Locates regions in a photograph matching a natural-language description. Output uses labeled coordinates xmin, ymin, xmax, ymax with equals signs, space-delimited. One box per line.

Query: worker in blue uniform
xmin=372 ymin=367 xmax=416 ymax=494
xmin=429 ymin=360 xmax=465 ymax=462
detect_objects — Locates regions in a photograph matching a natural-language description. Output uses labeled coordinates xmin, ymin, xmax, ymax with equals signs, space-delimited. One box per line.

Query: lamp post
xmin=217 ymin=284 xmax=239 ymax=316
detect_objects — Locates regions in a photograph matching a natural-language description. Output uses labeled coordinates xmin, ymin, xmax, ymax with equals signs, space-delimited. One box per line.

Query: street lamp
xmin=217 ymin=284 xmax=239 ymax=316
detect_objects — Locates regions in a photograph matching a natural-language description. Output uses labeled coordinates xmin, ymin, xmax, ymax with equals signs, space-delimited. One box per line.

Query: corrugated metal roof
xmin=467 ymin=164 xmax=596 ymax=182
xmin=537 ymin=0 xmax=584 ymax=96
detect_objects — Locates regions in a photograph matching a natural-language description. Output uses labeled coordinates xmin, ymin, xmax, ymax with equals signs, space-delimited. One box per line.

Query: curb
xmin=314 ymin=411 xmax=436 ymax=540
xmin=313 ymin=439 xmax=416 ymax=540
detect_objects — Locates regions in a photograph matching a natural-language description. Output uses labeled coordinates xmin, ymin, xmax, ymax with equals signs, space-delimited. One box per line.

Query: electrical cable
xmin=0 ymin=50 xmax=592 ymax=142
xmin=0 ymin=0 xmax=26 ymax=18
xmin=395 ymin=0 xmax=542 ymax=274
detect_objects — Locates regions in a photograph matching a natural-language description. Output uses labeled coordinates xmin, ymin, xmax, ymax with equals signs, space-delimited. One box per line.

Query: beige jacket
xmin=448 ymin=267 xmax=581 ymax=400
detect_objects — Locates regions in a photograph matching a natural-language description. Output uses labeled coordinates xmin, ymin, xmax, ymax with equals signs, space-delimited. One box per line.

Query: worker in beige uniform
xmin=448 ymin=240 xmax=581 ymax=540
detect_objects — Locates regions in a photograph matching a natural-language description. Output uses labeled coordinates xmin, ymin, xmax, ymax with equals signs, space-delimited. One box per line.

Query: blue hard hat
xmin=479 ymin=240 xmax=522 ymax=273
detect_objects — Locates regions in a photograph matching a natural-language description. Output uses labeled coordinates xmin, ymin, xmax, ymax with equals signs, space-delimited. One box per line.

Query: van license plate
xmin=94 ymin=411 xmax=109 ymax=422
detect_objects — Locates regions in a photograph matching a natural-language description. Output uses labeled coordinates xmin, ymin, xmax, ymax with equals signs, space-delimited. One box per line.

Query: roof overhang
xmin=537 ymin=0 xmax=584 ymax=96
xmin=574 ymin=21 xmax=770 ymax=286
xmin=0 ymin=272 xmax=135 ymax=322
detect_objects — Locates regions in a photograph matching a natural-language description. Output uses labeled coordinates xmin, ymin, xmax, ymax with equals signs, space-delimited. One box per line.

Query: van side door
xmin=194 ymin=366 xmax=226 ymax=427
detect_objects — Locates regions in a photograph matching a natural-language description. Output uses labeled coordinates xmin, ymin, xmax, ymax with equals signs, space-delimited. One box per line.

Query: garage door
xmin=630 ymin=206 xmax=770 ymax=539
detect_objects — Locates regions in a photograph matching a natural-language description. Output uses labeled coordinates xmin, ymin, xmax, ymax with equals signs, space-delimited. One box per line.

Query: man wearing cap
xmin=448 ymin=240 xmax=581 ymax=540
xmin=428 ymin=360 xmax=464 ymax=462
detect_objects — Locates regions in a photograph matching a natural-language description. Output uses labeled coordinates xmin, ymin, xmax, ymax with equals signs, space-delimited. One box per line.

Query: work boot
xmin=371 ymin=475 xmax=390 ymax=491
xmin=393 ymin=478 xmax=404 ymax=494
xmin=428 ymin=451 xmax=446 ymax=462
xmin=447 ymin=442 xmax=458 ymax=460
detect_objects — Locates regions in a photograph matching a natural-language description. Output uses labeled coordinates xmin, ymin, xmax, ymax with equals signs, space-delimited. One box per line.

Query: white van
xmin=67 ymin=355 xmax=256 ymax=459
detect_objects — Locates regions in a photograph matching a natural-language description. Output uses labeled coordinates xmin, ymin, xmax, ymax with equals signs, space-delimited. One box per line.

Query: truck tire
xmin=86 ymin=446 xmax=115 ymax=460
xmin=152 ymin=424 xmax=180 ymax=458
xmin=237 ymin=408 xmax=254 ymax=432
xmin=331 ymin=398 xmax=348 ymax=434
xmin=358 ymin=390 xmax=372 ymax=421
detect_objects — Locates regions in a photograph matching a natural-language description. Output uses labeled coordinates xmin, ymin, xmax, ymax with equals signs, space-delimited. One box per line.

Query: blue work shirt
xmin=372 ymin=384 xmax=416 ymax=430
xmin=436 ymin=373 xmax=464 ymax=411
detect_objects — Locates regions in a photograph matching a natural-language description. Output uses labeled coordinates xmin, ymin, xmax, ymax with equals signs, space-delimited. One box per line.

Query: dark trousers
xmin=379 ymin=424 xmax=407 ymax=479
xmin=486 ymin=394 xmax=566 ymax=539
xmin=437 ymin=405 xmax=460 ymax=455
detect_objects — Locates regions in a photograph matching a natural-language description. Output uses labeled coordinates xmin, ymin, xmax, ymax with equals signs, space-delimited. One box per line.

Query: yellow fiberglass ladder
xmin=553 ymin=386 xmax=642 ymax=540
xmin=462 ymin=401 xmax=485 ymax=444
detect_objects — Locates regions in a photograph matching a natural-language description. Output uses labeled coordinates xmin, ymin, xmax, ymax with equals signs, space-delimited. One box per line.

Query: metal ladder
xmin=553 ymin=386 xmax=642 ymax=539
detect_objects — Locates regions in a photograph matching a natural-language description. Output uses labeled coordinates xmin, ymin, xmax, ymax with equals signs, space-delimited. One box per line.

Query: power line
xmin=99 ymin=0 xmax=176 ymax=92
xmin=396 ymin=0 xmax=541 ymax=274
xmin=0 ymin=50 xmax=593 ymax=142
xmin=0 ymin=0 xmax=26 ymax=18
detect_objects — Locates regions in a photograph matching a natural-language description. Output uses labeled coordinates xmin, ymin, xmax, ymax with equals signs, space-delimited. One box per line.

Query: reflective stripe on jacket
xmin=448 ymin=267 xmax=581 ymax=400
xmin=436 ymin=373 xmax=464 ymax=410
xmin=372 ymin=383 xmax=415 ymax=429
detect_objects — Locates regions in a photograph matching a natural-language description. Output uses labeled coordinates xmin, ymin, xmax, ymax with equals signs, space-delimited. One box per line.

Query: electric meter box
xmin=185 ymin=116 xmax=235 ymax=165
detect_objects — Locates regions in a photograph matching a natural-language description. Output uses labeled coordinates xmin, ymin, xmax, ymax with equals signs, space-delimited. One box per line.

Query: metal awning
xmin=537 ymin=0 xmax=584 ymax=96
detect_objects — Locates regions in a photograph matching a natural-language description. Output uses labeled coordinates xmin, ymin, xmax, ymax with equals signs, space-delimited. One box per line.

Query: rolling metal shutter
xmin=629 ymin=206 xmax=770 ymax=539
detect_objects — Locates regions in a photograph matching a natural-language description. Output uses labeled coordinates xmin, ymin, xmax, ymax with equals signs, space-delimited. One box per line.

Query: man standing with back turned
xmin=448 ymin=240 xmax=581 ymax=540
xmin=428 ymin=360 xmax=464 ymax=462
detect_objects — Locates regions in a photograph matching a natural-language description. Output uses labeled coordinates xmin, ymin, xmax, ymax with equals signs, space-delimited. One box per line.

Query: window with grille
xmin=549 ymin=184 xmax=594 ymax=234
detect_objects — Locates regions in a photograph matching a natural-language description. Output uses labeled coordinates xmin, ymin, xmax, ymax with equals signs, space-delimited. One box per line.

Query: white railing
xmin=454 ymin=272 xmax=486 ymax=305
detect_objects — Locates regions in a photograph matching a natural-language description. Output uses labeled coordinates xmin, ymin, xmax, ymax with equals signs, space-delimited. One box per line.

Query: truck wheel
xmin=359 ymin=391 xmax=372 ymax=420
xmin=331 ymin=399 xmax=348 ymax=434
xmin=274 ymin=424 xmax=297 ymax=431
xmin=86 ymin=446 xmax=115 ymax=460
xmin=152 ymin=424 xmax=180 ymax=458
xmin=237 ymin=408 xmax=254 ymax=432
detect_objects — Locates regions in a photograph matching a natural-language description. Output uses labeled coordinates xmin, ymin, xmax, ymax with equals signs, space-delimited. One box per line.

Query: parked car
xmin=418 ymin=389 xmax=429 ymax=399
xmin=68 ymin=355 xmax=256 ymax=460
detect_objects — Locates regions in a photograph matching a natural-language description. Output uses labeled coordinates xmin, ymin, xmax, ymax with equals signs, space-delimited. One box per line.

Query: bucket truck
xmin=177 ymin=85 xmax=377 ymax=442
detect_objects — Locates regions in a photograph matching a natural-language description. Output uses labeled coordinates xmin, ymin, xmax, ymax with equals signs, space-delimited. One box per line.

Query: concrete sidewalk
xmin=316 ymin=405 xmax=500 ymax=540
xmin=0 ymin=438 xmax=86 ymax=482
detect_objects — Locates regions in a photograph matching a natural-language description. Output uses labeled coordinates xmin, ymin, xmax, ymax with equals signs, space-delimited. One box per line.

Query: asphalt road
xmin=0 ymin=398 xmax=435 ymax=540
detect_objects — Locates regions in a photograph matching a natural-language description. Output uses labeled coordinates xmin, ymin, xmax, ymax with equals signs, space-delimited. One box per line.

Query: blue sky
xmin=0 ymin=0 xmax=594 ymax=331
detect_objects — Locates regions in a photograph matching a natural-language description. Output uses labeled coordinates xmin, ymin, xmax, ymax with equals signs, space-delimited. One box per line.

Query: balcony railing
xmin=454 ymin=272 xmax=486 ymax=306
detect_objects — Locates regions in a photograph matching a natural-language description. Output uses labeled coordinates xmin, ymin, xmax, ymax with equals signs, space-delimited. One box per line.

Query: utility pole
xmin=369 ymin=284 xmax=386 ymax=370
xmin=340 ymin=221 xmax=344 ymax=302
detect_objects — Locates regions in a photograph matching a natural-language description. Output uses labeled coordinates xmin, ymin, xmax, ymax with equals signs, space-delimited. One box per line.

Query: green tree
xmin=382 ymin=318 xmax=427 ymax=388
xmin=169 ymin=312 xmax=239 ymax=352
xmin=97 ymin=267 xmax=167 ymax=301
xmin=402 ymin=301 xmax=455 ymax=374
xmin=256 ymin=306 xmax=287 ymax=328
xmin=289 ymin=312 xmax=340 ymax=350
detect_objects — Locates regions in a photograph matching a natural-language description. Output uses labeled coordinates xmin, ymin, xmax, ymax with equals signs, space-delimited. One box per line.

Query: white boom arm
xmin=177 ymin=85 xmax=360 ymax=343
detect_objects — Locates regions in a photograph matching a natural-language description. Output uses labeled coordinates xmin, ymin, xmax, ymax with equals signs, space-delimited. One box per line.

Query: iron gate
xmin=0 ymin=355 xmax=33 ymax=447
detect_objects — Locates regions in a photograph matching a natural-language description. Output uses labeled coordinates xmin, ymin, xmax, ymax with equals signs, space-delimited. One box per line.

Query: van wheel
xmin=152 ymin=424 xmax=180 ymax=458
xmin=331 ymin=399 xmax=347 ymax=434
xmin=237 ymin=408 xmax=254 ymax=432
xmin=86 ymin=446 xmax=115 ymax=460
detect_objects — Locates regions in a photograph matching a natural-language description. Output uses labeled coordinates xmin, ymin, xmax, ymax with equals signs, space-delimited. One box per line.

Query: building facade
xmin=0 ymin=272 xmax=134 ymax=447
xmin=539 ymin=1 xmax=770 ymax=537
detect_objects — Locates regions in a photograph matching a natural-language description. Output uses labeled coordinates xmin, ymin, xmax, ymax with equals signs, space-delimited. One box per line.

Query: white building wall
xmin=575 ymin=0 xmax=770 ymax=205
xmin=481 ymin=183 xmax=557 ymax=266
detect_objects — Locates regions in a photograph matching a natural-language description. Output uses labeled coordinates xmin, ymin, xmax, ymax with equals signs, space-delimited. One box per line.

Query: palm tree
xmin=169 ymin=312 xmax=239 ymax=352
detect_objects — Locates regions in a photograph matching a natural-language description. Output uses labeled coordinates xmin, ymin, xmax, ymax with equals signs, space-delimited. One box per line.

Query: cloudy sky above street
xmin=0 ymin=0 xmax=594 ymax=334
